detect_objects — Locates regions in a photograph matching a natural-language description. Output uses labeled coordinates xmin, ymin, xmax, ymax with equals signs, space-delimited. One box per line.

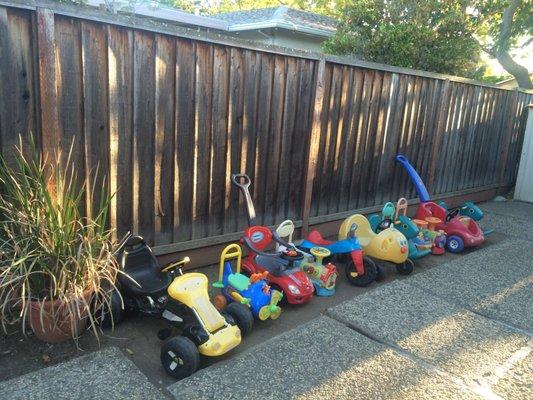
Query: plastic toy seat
xmin=307 ymin=230 xmax=333 ymax=246
xmin=168 ymin=273 xmax=226 ymax=333
xmin=119 ymin=236 xmax=171 ymax=295
xmin=228 ymin=273 xmax=250 ymax=291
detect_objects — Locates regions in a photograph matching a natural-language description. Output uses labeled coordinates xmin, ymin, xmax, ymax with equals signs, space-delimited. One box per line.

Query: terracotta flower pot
xmin=27 ymin=289 xmax=94 ymax=343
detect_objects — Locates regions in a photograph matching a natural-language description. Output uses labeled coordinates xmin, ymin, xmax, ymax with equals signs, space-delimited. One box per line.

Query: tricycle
xmin=100 ymin=235 xmax=250 ymax=379
xmin=395 ymin=155 xmax=485 ymax=253
xmin=213 ymin=244 xmax=283 ymax=321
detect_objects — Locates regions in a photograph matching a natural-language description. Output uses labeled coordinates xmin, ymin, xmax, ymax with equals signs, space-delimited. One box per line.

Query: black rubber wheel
xmin=226 ymin=302 xmax=254 ymax=336
xmin=375 ymin=263 xmax=386 ymax=281
xmin=396 ymin=258 xmax=415 ymax=275
xmin=344 ymin=256 xmax=377 ymax=287
xmin=160 ymin=336 xmax=200 ymax=380
xmin=100 ymin=290 xmax=124 ymax=328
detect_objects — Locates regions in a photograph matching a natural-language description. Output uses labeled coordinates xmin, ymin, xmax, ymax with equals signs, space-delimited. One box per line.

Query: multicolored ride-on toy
xmin=102 ymin=236 xmax=247 ymax=380
xmin=438 ymin=201 xmax=493 ymax=236
xmin=213 ymin=244 xmax=283 ymax=321
xmin=395 ymin=155 xmax=485 ymax=253
xmin=275 ymin=220 xmax=338 ymax=296
xmin=232 ymin=174 xmax=315 ymax=304
xmin=369 ymin=198 xmax=432 ymax=260
xmin=340 ymin=214 xmax=414 ymax=275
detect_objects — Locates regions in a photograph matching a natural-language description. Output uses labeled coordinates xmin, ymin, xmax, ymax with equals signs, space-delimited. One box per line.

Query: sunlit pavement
xmin=1 ymin=201 xmax=532 ymax=399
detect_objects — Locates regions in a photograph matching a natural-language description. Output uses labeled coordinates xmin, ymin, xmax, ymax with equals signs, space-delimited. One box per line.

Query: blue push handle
xmin=395 ymin=155 xmax=431 ymax=202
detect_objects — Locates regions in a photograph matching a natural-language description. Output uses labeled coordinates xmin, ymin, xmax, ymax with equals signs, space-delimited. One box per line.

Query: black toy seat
xmin=119 ymin=236 xmax=171 ymax=295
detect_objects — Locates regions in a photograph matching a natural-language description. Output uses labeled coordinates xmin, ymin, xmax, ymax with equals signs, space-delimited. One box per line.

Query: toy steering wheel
xmin=280 ymin=248 xmax=304 ymax=262
xmin=310 ymin=247 xmax=331 ymax=258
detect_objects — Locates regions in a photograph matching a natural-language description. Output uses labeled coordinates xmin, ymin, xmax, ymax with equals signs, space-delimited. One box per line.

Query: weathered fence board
xmin=0 ymin=3 xmax=531 ymax=256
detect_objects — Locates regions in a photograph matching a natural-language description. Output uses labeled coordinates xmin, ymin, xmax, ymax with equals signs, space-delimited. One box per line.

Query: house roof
xmin=212 ymin=6 xmax=338 ymax=37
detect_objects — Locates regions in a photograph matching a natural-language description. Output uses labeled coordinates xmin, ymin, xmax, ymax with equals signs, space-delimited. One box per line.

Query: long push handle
xmin=395 ymin=155 xmax=431 ymax=202
xmin=231 ymin=173 xmax=257 ymax=226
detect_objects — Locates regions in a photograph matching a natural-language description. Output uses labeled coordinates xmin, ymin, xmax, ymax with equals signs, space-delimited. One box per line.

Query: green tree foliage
xmin=323 ymin=0 xmax=482 ymax=78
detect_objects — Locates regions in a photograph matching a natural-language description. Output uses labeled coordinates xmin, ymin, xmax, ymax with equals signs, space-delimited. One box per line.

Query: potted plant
xmin=0 ymin=137 xmax=123 ymax=343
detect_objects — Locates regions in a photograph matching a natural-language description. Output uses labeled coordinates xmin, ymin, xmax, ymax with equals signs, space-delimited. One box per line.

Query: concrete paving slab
xmin=492 ymin=347 xmax=533 ymax=400
xmin=169 ymin=316 xmax=480 ymax=400
xmin=408 ymin=239 xmax=533 ymax=331
xmin=327 ymin=280 xmax=531 ymax=395
xmin=482 ymin=200 xmax=533 ymax=220
xmin=481 ymin=212 xmax=533 ymax=240
xmin=0 ymin=346 xmax=166 ymax=400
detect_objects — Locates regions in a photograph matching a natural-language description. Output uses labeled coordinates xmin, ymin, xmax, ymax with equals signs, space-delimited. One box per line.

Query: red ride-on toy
xmin=396 ymin=155 xmax=484 ymax=253
xmin=232 ymin=174 xmax=314 ymax=304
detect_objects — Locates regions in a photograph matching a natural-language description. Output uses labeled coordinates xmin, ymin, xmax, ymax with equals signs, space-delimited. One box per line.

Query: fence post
xmin=36 ymin=8 xmax=59 ymax=165
xmin=427 ymin=79 xmax=451 ymax=193
xmin=301 ymin=58 xmax=326 ymax=235
xmin=498 ymin=89 xmax=519 ymax=188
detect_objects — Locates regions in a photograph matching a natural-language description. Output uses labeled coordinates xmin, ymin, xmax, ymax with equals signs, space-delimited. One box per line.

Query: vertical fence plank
xmin=173 ymin=39 xmax=195 ymax=242
xmin=263 ymin=55 xmax=286 ymax=226
xmin=108 ymin=25 xmax=133 ymax=239
xmin=498 ymin=90 xmax=519 ymax=186
xmin=301 ymin=58 xmax=325 ymax=234
xmin=154 ymin=34 xmax=176 ymax=245
xmin=132 ymin=31 xmax=155 ymax=243
xmin=36 ymin=8 xmax=59 ymax=165
xmin=225 ymin=47 xmax=244 ymax=233
xmin=0 ymin=8 xmax=36 ymax=161
xmin=208 ymin=45 xmax=229 ymax=236
xmin=192 ymin=42 xmax=212 ymax=239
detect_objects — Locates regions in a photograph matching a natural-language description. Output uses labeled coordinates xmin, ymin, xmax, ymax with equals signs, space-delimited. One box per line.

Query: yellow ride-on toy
xmin=101 ymin=236 xmax=248 ymax=379
xmin=339 ymin=214 xmax=414 ymax=276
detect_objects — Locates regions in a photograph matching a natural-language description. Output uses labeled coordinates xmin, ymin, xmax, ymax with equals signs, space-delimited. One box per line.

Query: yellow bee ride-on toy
xmin=100 ymin=236 xmax=249 ymax=379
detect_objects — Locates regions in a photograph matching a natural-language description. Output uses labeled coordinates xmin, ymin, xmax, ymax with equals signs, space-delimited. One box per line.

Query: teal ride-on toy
xmin=213 ymin=244 xmax=283 ymax=322
xmin=369 ymin=198 xmax=432 ymax=260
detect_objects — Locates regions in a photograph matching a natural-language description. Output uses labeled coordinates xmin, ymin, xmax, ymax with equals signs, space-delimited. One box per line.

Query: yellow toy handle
xmin=218 ymin=244 xmax=242 ymax=282
xmin=161 ymin=256 xmax=190 ymax=273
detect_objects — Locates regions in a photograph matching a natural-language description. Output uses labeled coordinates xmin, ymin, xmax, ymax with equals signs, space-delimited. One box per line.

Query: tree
xmin=323 ymin=0 xmax=483 ymax=78
xmin=471 ymin=0 xmax=533 ymax=88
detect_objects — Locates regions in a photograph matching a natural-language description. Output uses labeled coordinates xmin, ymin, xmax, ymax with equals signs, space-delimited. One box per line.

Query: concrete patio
xmin=1 ymin=200 xmax=532 ymax=399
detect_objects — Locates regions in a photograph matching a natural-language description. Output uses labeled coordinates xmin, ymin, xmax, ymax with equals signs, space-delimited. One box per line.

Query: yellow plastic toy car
xmin=339 ymin=214 xmax=414 ymax=275
xmin=101 ymin=235 xmax=248 ymax=379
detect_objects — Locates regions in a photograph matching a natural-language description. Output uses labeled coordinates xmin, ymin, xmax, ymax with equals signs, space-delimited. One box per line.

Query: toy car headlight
xmin=287 ymin=284 xmax=301 ymax=295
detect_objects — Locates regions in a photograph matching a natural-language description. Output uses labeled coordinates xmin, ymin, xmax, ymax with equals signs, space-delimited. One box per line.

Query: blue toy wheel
xmin=446 ymin=235 xmax=464 ymax=253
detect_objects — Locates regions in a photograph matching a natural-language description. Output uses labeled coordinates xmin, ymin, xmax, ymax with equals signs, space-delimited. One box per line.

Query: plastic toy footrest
xmin=228 ymin=273 xmax=250 ymax=291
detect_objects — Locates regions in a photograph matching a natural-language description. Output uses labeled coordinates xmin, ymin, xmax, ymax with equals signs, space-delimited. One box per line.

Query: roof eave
xmin=227 ymin=20 xmax=336 ymax=38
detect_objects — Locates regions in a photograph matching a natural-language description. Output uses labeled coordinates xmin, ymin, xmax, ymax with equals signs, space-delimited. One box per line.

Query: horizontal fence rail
xmin=0 ymin=1 xmax=531 ymax=256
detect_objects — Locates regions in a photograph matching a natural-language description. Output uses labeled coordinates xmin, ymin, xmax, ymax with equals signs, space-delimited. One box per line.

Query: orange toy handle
xmin=250 ymin=271 xmax=269 ymax=283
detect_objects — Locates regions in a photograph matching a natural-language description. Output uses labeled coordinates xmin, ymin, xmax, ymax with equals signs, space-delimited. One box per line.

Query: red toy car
xmin=241 ymin=225 xmax=314 ymax=305
xmin=231 ymin=173 xmax=315 ymax=304
xmin=415 ymin=202 xmax=484 ymax=253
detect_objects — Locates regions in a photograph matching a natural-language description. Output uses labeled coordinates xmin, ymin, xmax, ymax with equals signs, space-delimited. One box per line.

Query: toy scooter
xmin=340 ymin=214 xmax=414 ymax=275
xmin=275 ymin=220 xmax=338 ymax=296
xmin=213 ymin=244 xmax=283 ymax=321
xmin=395 ymin=155 xmax=485 ymax=253
xmin=232 ymin=174 xmax=315 ymax=304
xmin=369 ymin=198 xmax=432 ymax=260
xmin=101 ymin=235 xmax=249 ymax=379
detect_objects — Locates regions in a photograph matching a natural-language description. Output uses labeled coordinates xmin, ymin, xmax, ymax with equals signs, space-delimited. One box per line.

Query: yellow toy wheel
xmin=258 ymin=306 xmax=270 ymax=321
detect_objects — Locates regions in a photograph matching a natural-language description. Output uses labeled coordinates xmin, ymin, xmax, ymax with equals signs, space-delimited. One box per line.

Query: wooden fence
xmin=0 ymin=0 xmax=531 ymax=256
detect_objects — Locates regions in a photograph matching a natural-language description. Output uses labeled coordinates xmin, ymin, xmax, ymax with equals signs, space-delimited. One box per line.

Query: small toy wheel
xmin=344 ymin=256 xmax=377 ymax=287
xmin=396 ymin=258 xmax=414 ymax=275
xmin=99 ymin=289 xmax=124 ymax=328
xmin=160 ymin=336 xmax=200 ymax=379
xmin=226 ymin=302 xmax=254 ymax=336
xmin=446 ymin=235 xmax=464 ymax=253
